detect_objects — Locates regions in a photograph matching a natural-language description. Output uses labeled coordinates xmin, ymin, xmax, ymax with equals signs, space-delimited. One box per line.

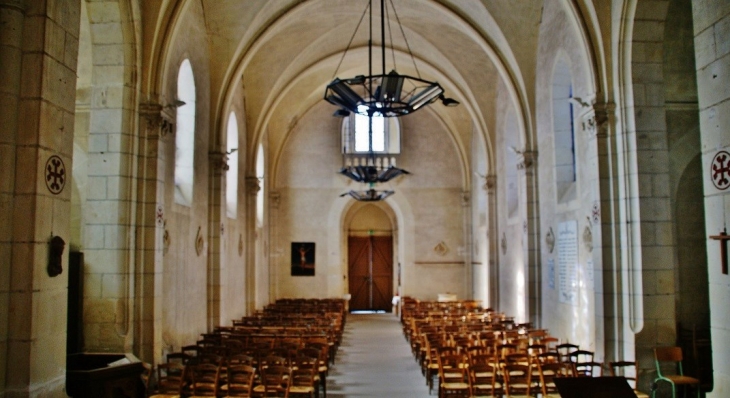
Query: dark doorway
xmin=348 ymin=236 xmax=393 ymax=312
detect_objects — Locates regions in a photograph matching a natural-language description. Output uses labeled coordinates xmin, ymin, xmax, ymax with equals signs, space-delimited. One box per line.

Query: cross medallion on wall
xmin=711 ymin=150 xmax=730 ymax=190
xmin=45 ymin=155 xmax=66 ymax=195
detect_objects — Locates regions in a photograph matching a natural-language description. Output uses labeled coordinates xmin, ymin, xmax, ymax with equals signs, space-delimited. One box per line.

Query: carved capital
xmin=269 ymin=191 xmax=281 ymax=209
xmin=139 ymin=102 xmax=174 ymax=137
xmin=484 ymin=175 xmax=497 ymax=192
xmin=517 ymin=151 xmax=537 ymax=170
xmin=209 ymin=151 xmax=230 ymax=172
xmin=246 ymin=177 xmax=261 ymax=195
xmin=461 ymin=191 xmax=471 ymax=207
xmin=593 ymin=101 xmax=616 ymax=137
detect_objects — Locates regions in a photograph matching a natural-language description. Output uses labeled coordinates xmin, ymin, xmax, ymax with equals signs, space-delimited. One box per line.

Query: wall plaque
xmin=558 ymin=220 xmax=578 ymax=305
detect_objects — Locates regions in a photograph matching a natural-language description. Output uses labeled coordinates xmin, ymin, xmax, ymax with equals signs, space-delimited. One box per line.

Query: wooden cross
xmin=709 ymin=229 xmax=730 ymax=275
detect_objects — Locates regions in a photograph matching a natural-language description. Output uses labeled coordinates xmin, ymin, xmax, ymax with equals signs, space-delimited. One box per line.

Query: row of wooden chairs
xmin=143 ymin=358 xmax=319 ymax=397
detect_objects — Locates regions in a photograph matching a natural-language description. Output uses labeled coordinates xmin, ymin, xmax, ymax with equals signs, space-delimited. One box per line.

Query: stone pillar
xmin=245 ymin=176 xmax=260 ymax=314
xmin=693 ymin=1 xmax=730 ymax=394
xmin=593 ymin=101 xmax=635 ymax=364
xmin=269 ymin=191 xmax=280 ymax=302
xmin=461 ymin=191 xmax=473 ymax=299
xmin=134 ymin=102 xmax=172 ymax=363
xmin=0 ymin=1 xmax=25 ymax=393
xmin=518 ymin=151 xmax=541 ymax=326
xmin=5 ymin=0 xmax=81 ymax=395
xmin=485 ymin=175 xmax=499 ymax=309
xmin=207 ymin=151 xmax=228 ymax=330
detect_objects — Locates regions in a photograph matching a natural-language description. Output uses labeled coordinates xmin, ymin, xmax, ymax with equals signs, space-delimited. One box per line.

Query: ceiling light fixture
xmin=324 ymin=0 xmax=459 ymax=118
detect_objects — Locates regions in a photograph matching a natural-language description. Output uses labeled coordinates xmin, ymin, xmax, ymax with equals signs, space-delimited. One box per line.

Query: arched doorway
xmin=347 ymin=204 xmax=394 ymax=312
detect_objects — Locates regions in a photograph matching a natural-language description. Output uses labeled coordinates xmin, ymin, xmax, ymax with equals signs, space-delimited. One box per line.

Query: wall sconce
xmin=48 ymin=235 xmax=65 ymax=277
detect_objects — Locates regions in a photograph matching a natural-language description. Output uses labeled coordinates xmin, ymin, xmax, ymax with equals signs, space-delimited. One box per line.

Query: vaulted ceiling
xmin=158 ymin=0 xmax=545 ymax=173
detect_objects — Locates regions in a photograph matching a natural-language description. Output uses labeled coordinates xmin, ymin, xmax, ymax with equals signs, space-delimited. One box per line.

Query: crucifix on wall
xmin=709 ymin=229 xmax=730 ymax=275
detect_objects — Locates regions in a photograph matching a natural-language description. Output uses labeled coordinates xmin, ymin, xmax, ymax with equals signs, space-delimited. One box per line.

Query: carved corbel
xmin=461 ymin=191 xmax=471 ymax=207
xmin=246 ymin=176 xmax=261 ymax=195
xmin=209 ymin=151 xmax=230 ymax=172
xmin=517 ymin=151 xmax=537 ymax=170
xmin=270 ymin=191 xmax=281 ymax=209
xmin=139 ymin=102 xmax=175 ymax=137
xmin=484 ymin=175 xmax=496 ymax=192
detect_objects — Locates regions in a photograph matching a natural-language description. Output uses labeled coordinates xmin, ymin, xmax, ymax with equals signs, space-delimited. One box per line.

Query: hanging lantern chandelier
xmin=324 ymin=0 xmax=459 ymax=118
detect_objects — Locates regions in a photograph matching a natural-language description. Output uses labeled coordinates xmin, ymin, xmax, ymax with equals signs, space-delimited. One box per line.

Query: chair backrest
xmin=226 ymin=364 xmax=256 ymax=397
xmin=260 ymin=365 xmax=292 ymax=396
xmin=654 ymin=346 xmax=685 ymax=377
xmin=140 ymin=362 xmax=153 ymax=392
xmin=156 ymin=362 xmax=185 ymax=394
xmin=538 ymin=361 xmax=571 ymax=396
xmin=166 ymin=351 xmax=192 ymax=365
xmin=190 ymin=363 xmax=221 ymax=396
xmin=556 ymin=343 xmax=580 ymax=362
xmin=503 ymin=363 xmax=532 ymax=396
xmin=469 ymin=362 xmax=500 ymax=394
xmin=609 ymin=360 xmax=639 ymax=389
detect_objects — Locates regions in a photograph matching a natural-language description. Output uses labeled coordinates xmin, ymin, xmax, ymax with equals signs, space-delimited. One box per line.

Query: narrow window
xmin=175 ymin=59 xmax=196 ymax=205
xmin=552 ymin=58 xmax=577 ymax=203
xmin=226 ymin=112 xmax=238 ymax=218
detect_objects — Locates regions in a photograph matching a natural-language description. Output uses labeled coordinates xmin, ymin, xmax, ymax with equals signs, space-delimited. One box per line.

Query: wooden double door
xmin=348 ymin=236 xmax=393 ymax=312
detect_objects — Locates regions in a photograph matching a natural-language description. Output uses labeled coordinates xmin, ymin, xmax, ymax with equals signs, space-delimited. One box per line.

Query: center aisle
xmin=327 ymin=313 xmax=430 ymax=397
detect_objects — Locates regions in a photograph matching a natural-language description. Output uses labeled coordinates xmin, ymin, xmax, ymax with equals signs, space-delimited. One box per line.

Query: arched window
xmin=505 ymin=109 xmax=519 ymax=218
xmin=175 ymin=59 xmax=196 ymax=205
xmin=226 ymin=112 xmax=238 ymax=218
xmin=552 ymin=58 xmax=577 ymax=203
xmin=342 ymin=112 xmax=400 ymax=154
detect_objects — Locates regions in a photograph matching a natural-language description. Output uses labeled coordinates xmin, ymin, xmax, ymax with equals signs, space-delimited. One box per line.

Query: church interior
xmin=1 ymin=0 xmax=729 ymax=396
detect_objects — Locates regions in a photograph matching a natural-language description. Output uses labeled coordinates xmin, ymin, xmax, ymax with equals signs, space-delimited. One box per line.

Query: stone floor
xmin=327 ymin=313 xmax=431 ymax=397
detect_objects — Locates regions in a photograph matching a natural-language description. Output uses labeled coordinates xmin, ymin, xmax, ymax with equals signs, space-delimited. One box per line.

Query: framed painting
xmin=291 ymin=242 xmax=315 ymax=276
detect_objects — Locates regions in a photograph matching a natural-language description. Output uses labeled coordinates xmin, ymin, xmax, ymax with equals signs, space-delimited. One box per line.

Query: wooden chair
xmin=468 ymin=363 xmax=502 ymax=397
xmin=609 ymin=360 xmax=649 ymax=398
xmin=189 ymin=363 xmax=221 ymax=397
xmin=537 ymin=361 xmax=573 ymax=398
xmin=289 ymin=356 xmax=318 ymax=398
xmin=220 ymin=364 xmax=256 ymax=397
xmin=149 ymin=362 xmax=185 ymax=398
xmin=652 ymin=347 xmax=700 ymax=398
xmin=567 ymin=350 xmax=598 ymax=377
xmin=438 ymin=354 xmax=470 ymax=398
xmin=555 ymin=342 xmax=579 ymax=363
xmin=502 ymin=363 xmax=533 ymax=397
xmin=253 ymin=365 xmax=292 ymax=397
xmin=298 ymin=347 xmax=327 ymax=398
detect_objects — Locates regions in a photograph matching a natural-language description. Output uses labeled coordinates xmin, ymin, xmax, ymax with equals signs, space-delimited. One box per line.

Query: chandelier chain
xmin=331 ymin=1 xmax=370 ymax=81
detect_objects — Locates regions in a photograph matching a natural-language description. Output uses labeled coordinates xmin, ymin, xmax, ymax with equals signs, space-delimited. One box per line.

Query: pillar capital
xmin=139 ymin=102 xmax=174 ymax=138
xmin=209 ymin=151 xmax=230 ymax=172
xmin=517 ymin=150 xmax=538 ymax=170
xmin=246 ymin=176 xmax=261 ymax=195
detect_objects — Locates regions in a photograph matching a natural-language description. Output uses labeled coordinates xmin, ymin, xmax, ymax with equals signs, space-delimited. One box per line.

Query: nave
xmin=327 ymin=314 xmax=429 ymax=398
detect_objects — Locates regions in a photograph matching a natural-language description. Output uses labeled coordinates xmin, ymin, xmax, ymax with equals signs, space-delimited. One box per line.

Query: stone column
xmin=518 ymin=151 xmax=541 ymax=326
xmin=245 ymin=176 xmax=260 ymax=314
xmin=0 ymin=0 xmax=25 ymax=394
xmin=692 ymin=1 xmax=730 ymax=394
xmin=5 ymin=0 xmax=81 ymax=395
xmin=207 ymin=151 xmax=228 ymax=330
xmin=592 ymin=101 xmax=631 ymax=364
xmin=461 ymin=191 xmax=473 ymax=299
xmin=269 ymin=191 xmax=280 ymax=302
xmin=485 ymin=175 xmax=500 ymax=309
xmin=133 ymin=102 xmax=172 ymax=362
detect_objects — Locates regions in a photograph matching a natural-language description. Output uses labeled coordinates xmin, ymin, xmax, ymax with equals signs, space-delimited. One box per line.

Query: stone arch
xmin=73 ymin=0 xmax=140 ymax=352
xmin=622 ymin=0 xmax=708 ymax=389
